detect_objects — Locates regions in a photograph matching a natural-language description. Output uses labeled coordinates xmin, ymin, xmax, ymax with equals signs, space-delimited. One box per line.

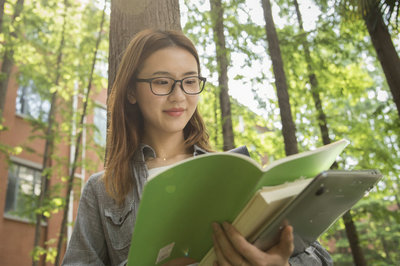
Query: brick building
xmin=0 ymin=66 xmax=107 ymax=265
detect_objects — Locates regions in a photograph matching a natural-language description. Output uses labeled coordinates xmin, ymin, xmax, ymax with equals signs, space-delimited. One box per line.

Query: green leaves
xmin=0 ymin=0 xmax=397 ymax=263
xmin=0 ymin=0 xmax=109 ymax=263
xmin=184 ymin=0 xmax=399 ymax=263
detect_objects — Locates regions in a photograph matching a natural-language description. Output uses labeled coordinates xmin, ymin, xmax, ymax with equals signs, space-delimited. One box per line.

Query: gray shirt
xmin=62 ymin=144 xmax=333 ymax=266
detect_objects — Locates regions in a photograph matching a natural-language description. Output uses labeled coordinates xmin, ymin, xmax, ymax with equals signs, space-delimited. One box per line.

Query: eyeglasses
xmin=135 ymin=76 xmax=206 ymax=96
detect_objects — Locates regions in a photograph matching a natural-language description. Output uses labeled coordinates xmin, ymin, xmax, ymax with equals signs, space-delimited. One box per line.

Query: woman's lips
xmin=164 ymin=108 xmax=185 ymax=117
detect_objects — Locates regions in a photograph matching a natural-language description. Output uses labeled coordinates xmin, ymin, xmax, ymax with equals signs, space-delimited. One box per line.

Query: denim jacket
xmin=62 ymin=144 xmax=333 ymax=266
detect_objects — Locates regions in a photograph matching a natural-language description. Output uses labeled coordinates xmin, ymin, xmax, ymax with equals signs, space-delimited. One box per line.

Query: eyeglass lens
xmin=151 ymin=77 xmax=203 ymax=95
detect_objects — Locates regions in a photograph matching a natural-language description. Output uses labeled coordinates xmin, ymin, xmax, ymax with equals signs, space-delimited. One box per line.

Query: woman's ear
xmin=127 ymin=90 xmax=137 ymax=104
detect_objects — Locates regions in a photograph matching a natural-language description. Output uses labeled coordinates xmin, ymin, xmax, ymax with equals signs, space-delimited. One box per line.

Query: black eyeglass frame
xmin=135 ymin=76 xmax=207 ymax=96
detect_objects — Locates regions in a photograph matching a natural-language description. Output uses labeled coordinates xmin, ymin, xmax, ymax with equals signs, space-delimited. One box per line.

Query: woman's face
xmin=129 ymin=46 xmax=200 ymax=137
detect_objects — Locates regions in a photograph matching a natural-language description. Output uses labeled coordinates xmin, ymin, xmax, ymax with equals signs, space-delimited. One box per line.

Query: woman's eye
xmin=184 ymin=78 xmax=197 ymax=85
xmin=153 ymin=79 xmax=170 ymax=86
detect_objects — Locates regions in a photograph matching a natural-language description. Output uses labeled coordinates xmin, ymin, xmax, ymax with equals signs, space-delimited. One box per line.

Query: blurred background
xmin=0 ymin=0 xmax=398 ymax=265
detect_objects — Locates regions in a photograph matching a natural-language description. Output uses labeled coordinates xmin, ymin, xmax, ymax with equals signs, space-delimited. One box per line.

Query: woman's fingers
xmin=221 ymin=222 xmax=268 ymax=265
xmin=277 ymin=225 xmax=294 ymax=259
xmin=212 ymin=222 xmax=248 ymax=266
xmin=260 ymin=225 xmax=294 ymax=266
xmin=214 ymin=222 xmax=294 ymax=266
xmin=213 ymin=233 xmax=229 ymax=266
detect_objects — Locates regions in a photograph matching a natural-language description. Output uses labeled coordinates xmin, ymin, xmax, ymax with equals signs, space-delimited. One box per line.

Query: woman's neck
xmin=142 ymin=131 xmax=192 ymax=168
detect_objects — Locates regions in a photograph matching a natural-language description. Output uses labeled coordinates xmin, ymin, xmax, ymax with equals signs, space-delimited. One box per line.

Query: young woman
xmin=62 ymin=29 xmax=332 ymax=266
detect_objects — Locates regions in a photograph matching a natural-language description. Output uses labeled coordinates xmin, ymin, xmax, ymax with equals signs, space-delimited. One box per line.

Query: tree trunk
xmin=364 ymin=7 xmax=400 ymax=119
xmin=292 ymin=0 xmax=330 ymax=146
xmin=293 ymin=1 xmax=365 ymax=264
xmin=0 ymin=0 xmax=24 ymax=119
xmin=261 ymin=0 xmax=298 ymax=156
xmin=108 ymin=0 xmax=181 ymax=96
xmin=343 ymin=211 xmax=367 ymax=266
xmin=209 ymin=0 xmax=235 ymax=151
xmin=0 ymin=51 xmax=15 ymax=119
xmin=32 ymin=0 xmax=67 ymax=264
xmin=0 ymin=0 xmax=6 ymax=33
xmin=53 ymin=3 xmax=107 ymax=266
xmin=379 ymin=236 xmax=393 ymax=264
xmin=106 ymin=0 xmax=181 ymax=163
xmin=214 ymin=88 xmax=219 ymax=148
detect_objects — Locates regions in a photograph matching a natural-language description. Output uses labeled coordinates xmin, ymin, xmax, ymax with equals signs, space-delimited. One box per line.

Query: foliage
xmin=31 ymin=239 xmax=58 ymax=264
xmin=1 ymin=0 xmax=399 ymax=264
xmin=183 ymin=0 xmax=400 ymax=264
xmin=336 ymin=0 xmax=400 ymax=31
xmin=0 ymin=0 xmax=109 ymax=263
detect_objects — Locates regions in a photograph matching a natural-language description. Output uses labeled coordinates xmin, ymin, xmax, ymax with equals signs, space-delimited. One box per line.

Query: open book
xmin=200 ymin=169 xmax=382 ymax=264
xmin=127 ymin=140 xmax=349 ymax=265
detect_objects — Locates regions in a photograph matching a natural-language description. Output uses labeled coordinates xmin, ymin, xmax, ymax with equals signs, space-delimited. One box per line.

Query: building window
xmin=93 ymin=106 xmax=107 ymax=147
xmin=16 ymin=80 xmax=50 ymax=122
xmin=4 ymin=162 xmax=42 ymax=222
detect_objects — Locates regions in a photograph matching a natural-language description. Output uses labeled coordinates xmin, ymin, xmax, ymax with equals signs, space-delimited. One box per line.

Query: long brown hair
xmin=105 ymin=29 xmax=211 ymax=204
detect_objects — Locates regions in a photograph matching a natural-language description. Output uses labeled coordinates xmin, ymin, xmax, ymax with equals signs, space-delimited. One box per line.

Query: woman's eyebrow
xmin=183 ymin=71 xmax=198 ymax=76
xmin=151 ymin=71 xmax=198 ymax=76
xmin=151 ymin=71 xmax=170 ymax=76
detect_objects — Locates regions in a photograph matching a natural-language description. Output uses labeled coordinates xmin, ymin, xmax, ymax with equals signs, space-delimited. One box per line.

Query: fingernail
xmin=222 ymin=221 xmax=230 ymax=230
xmin=212 ymin=222 xmax=219 ymax=232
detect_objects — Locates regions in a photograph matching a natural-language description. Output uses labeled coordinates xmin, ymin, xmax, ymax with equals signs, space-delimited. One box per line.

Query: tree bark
xmin=0 ymin=0 xmax=24 ymax=119
xmin=365 ymin=7 xmax=400 ymax=119
xmin=293 ymin=0 xmax=330 ymax=146
xmin=293 ymin=2 xmax=366 ymax=263
xmin=53 ymin=3 xmax=107 ymax=265
xmin=0 ymin=51 xmax=15 ymax=118
xmin=261 ymin=0 xmax=298 ymax=156
xmin=108 ymin=0 xmax=181 ymax=96
xmin=0 ymin=0 xmax=6 ymax=33
xmin=214 ymin=88 xmax=219 ymax=147
xmin=343 ymin=211 xmax=367 ymax=266
xmin=106 ymin=0 xmax=181 ymax=162
xmin=33 ymin=0 xmax=67 ymax=264
xmin=209 ymin=0 xmax=235 ymax=151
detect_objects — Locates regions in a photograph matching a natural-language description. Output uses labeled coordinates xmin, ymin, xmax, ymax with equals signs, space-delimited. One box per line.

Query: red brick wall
xmin=0 ymin=67 xmax=107 ymax=265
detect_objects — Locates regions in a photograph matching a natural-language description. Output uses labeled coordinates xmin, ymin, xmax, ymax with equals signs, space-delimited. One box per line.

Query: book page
xmin=255 ymin=139 xmax=349 ymax=189
xmin=200 ymin=178 xmax=311 ymax=265
xmin=128 ymin=154 xmax=263 ymax=265
xmin=128 ymin=140 xmax=348 ymax=265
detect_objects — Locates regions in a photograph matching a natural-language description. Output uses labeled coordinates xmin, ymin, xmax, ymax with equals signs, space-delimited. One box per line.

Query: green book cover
xmin=127 ymin=139 xmax=348 ymax=265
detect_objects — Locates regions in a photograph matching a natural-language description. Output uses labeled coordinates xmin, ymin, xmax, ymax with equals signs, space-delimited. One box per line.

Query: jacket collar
xmin=133 ymin=143 xmax=207 ymax=163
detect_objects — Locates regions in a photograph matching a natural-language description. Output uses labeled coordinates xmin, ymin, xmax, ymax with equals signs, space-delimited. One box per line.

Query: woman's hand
xmin=212 ymin=222 xmax=294 ymax=266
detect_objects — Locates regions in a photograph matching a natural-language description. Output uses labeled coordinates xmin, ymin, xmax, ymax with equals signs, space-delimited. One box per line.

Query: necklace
xmin=156 ymin=153 xmax=191 ymax=162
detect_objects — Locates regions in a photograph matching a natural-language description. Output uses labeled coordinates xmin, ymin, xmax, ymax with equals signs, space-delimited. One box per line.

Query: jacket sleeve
xmin=289 ymin=241 xmax=333 ymax=266
xmin=62 ymin=177 xmax=109 ymax=266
